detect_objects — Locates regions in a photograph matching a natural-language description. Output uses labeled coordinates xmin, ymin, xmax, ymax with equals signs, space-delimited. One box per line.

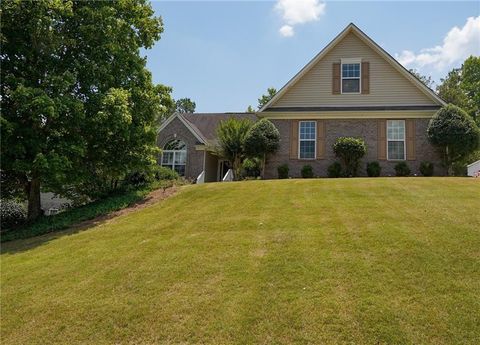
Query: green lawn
xmin=1 ymin=178 xmax=479 ymax=344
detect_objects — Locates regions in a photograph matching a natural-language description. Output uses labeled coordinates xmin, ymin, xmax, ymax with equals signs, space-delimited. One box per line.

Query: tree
xmin=333 ymin=137 xmax=367 ymax=177
xmin=460 ymin=56 xmax=480 ymax=124
xmin=427 ymin=104 xmax=480 ymax=175
xmin=1 ymin=0 xmax=171 ymax=220
xmin=246 ymin=105 xmax=255 ymax=113
xmin=409 ymin=69 xmax=434 ymax=89
xmin=175 ymin=98 xmax=196 ymax=113
xmin=257 ymin=87 xmax=277 ymax=110
xmin=244 ymin=119 xmax=280 ymax=177
xmin=437 ymin=68 xmax=467 ymax=108
xmin=215 ymin=118 xmax=253 ymax=180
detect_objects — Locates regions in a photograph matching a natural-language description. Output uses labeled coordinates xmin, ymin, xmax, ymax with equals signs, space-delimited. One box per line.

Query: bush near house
xmin=395 ymin=162 xmax=411 ymax=176
xmin=419 ymin=161 xmax=434 ymax=177
xmin=277 ymin=164 xmax=289 ymax=179
xmin=366 ymin=161 xmax=381 ymax=177
xmin=301 ymin=165 xmax=314 ymax=178
xmin=0 ymin=200 xmax=27 ymax=231
xmin=333 ymin=137 xmax=367 ymax=177
xmin=242 ymin=158 xmax=262 ymax=178
xmin=327 ymin=162 xmax=343 ymax=178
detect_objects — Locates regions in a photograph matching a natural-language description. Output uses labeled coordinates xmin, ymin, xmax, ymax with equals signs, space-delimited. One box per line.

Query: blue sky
xmin=145 ymin=1 xmax=480 ymax=112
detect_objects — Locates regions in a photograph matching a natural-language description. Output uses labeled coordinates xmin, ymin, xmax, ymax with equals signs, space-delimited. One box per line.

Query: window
xmin=299 ymin=121 xmax=316 ymax=159
xmin=387 ymin=120 xmax=405 ymax=160
xmin=161 ymin=139 xmax=186 ymax=176
xmin=342 ymin=62 xmax=360 ymax=93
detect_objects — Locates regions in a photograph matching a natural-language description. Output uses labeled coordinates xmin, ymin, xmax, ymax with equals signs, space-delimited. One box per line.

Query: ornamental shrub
xmin=394 ymin=162 xmax=411 ymax=176
xmin=242 ymin=158 xmax=262 ymax=178
xmin=155 ymin=166 xmax=179 ymax=181
xmin=301 ymin=165 xmax=314 ymax=178
xmin=366 ymin=161 xmax=381 ymax=177
xmin=333 ymin=137 xmax=367 ymax=177
xmin=427 ymin=104 xmax=480 ymax=175
xmin=244 ymin=119 xmax=280 ymax=158
xmin=327 ymin=162 xmax=343 ymax=178
xmin=419 ymin=161 xmax=434 ymax=176
xmin=277 ymin=164 xmax=289 ymax=179
xmin=1 ymin=199 xmax=26 ymax=230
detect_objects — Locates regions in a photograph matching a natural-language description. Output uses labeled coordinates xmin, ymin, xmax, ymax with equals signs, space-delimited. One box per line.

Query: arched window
xmin=161 ymin=139 xmax=187 ymax=176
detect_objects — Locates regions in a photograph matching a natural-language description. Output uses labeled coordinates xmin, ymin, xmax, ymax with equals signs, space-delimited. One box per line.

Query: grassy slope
xmin=1 ymin=178 xmax=479 ymax=344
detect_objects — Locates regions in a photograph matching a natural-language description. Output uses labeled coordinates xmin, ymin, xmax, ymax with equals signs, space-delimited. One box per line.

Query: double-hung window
xmin=341 ymin=59 xmax=361 ymax=93
xmin=162 ymin=139 xmax=187 ymax=176
xmin=299 ymin=121 xmax=316 ymax=159
xmin=387 ymin=120 xmax=405 ymax=160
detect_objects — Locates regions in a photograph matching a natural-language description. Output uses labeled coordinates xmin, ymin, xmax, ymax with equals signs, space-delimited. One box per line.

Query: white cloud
xmin=279 ymin=25 xmax=295 ymax=37
xmin=275 ymin=0 xmax=326 ymax=37
xmin=396 ymin=16 xmax=480 ymax=70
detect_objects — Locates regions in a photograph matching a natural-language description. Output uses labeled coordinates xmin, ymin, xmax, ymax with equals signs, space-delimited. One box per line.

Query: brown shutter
xmin=290 ymin=120 xmax=299 ymax=159
xmin=361 ymin=62 xmax=370 ymax=94
xmin=316 ymin=120 xmax=325 ymax=159
xmin=377 ymin=119 xmax=386 ymax=160
xmin=332 ymin=63 xmax=341 ymax=94
xmin=406 ymin=119 xmax=416 ymax=160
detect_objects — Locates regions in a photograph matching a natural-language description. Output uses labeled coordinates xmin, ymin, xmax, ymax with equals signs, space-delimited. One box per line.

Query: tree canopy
xmin=175 ymin=98 xmax=196 ymax=113
xmin=427 ymin=104 xmax=480 ymax=175
xmin=1 ymin=0 xmax=172 ymax=219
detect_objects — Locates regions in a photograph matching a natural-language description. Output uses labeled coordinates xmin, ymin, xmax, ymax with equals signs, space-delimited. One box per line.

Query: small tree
xmin=427 ymin=104 xmax=480 ymax=175
xmin=333 ymin=137 xmax=367 ymax=177
xmin=244 ymin=119 xmax=280 ymax=177
xmin=175 ymin=98 xmax=196 ymax=113
xmin=215 ymin=118 xmax=253 ymax=180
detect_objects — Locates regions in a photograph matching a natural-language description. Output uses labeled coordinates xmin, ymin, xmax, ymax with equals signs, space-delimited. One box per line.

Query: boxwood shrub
xmin=277 ymin=164 xmax=289 ymax=179
xmin=394 ymin=162 xmax=411 ymax=176
xmin=301 ymin=165 xmax=314 ymax=178
xmin=366 ymin=161 xmax=381 ymax=177
xmin=419 ymin=161 xmax=434 ymax=176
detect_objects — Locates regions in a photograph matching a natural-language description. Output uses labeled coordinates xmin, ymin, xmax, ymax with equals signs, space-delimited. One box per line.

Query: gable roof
xmin=259 ymin=23 xmax=445 ymax=112
xmin=158 ymin=112 xmax=258 ymax=144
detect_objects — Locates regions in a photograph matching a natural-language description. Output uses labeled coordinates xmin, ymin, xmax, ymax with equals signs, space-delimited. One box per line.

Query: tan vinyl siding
xmin=271 ymin=32 xmax=436 ymax=107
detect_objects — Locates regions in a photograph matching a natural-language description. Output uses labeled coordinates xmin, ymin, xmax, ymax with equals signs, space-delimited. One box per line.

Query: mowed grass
xmin=1 ymin=178 xmax=479 ymax=344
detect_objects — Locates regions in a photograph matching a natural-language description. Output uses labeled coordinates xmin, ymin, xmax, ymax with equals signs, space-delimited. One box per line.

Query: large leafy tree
xmin=461 ymin=56 xmax=480 ymax=124
xmin=244 ymin=119 xmax=280 ymax=176
xmin=409 ymin=69 xmax=434 ymax=89
xmin=427 ymin=104 xmax=480 ymax=175
xmin=257 ymin=87 xmax=277 ymax=110
xmin=215 ymin=118 xmax=252 ymax=180
xmin=174 ymin=98 xmax=196 ymax=113
xmin=1 ymin=0 xmax=172 ymax=220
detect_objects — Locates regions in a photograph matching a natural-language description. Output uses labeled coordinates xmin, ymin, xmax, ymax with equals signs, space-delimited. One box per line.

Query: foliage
xmin=409 ymin=69 xmax=434 ymax=89
xmin=277 ymin=164 xmax=289 ymax=179
xmin=437 ymin=56 xmax=480 ymax=125
xmin=419 ymin=162 xmax=434 ymax=177
xmin=244 ymin=119 xmax=280 ymax=177
xmin=301 ymin=165 xmax=314 ymax=178
xmin=394 ymin=162 xmax=411 ymax=177
xmin=461 ymin=56 xmax=480 ymax=124
xmin=246 ymin=105 xmax=255 ymax=113
xmin=451 ymin=150 xmax=480 ymax=176
xmin=174 ymin=98 xmax=196 ymax=113
xmin=1 ymin=200 xmax=27 ymax=230
xmin=366 ymin=161 xmax=381 ymax=177
xmin=155 ymin=166 xmax=180 ymax=181
xmin=257 ymin=87 xmax=277 ymax=110
xmin=0 ymin=0 xmax=171 ymax=220
xmin=242 ymin=158 xmax=262 ymax=178
xmin=333 ymin=137 xmax=367 ymax=177
xmin=427 ymin=104 xmax=480 ymax=175
xmin=215 ymin=118 xmax=253 ymax=180
xmin=1 ymin=180 xmax=175 ymax=242
xmin=124 ymin=166 xmax=179 ymax=187
xmin=327 ymin=162 xmax=343 ymax=178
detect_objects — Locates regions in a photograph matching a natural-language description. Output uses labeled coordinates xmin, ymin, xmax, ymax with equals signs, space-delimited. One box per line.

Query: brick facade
xmin=265 ymin=118 xmax=445 ymax=178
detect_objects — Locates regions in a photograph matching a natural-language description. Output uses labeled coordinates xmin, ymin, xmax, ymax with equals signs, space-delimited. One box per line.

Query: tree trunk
xmin=262 ymin=153 xmax=266 ymax=179
xmin=26 ymin=177 xmax=42 ymax=221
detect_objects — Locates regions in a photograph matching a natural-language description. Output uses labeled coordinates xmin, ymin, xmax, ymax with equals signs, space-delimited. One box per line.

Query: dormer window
xmin=341 ymin=58 xmax=361 ymax=93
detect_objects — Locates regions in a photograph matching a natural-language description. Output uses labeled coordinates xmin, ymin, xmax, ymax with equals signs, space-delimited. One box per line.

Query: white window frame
xmin=386 ymin=120 xmax=406 ymax=161
xmin=298 ymin=120 xmax=317 ymax=160
xmin=341 ymin=58 xmax=361 ymax=94
xmin=161 ymin=140 xmax=187 ymax=176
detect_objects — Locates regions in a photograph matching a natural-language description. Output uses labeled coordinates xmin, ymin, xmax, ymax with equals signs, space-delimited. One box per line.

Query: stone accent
xmin=157 ymin=117 xmax=204 ymax=181
xmin=265 ymin=118 xmax=445 ymax=178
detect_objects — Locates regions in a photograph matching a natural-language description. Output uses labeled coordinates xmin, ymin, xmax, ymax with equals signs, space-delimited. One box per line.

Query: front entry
xmin=217 ymin=160 xmax=231 ymax=181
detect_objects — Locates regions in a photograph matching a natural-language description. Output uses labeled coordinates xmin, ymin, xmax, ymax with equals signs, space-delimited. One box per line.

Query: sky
xmin=145 ymin=1 xmax=480 ymax=113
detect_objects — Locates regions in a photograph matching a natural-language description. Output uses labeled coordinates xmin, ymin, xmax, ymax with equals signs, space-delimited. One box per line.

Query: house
xmin=157 ymin=23 xmax=446 ymax=181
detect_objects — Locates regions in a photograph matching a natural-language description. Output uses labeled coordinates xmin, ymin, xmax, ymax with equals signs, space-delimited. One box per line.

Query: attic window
xmin=341 ymin=59 xmax=361 ymax=93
